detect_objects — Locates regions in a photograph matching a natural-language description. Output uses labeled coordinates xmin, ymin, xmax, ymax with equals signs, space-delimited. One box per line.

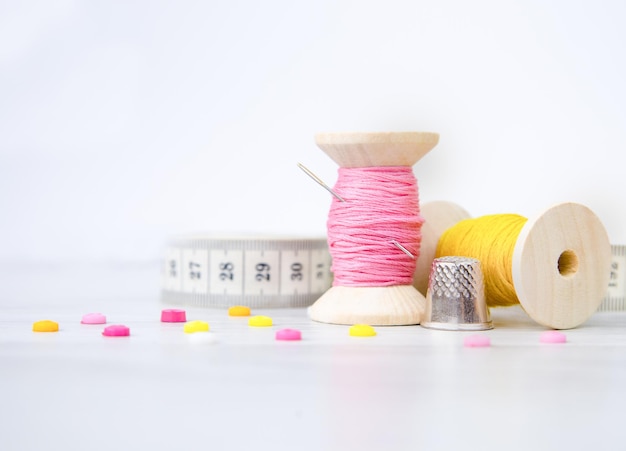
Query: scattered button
xmin=161 ymin=309 xmax=187 ymax=323
xmin=540 ymin=330 xmax=567 ymax=344
xmin=276 ymin=328 xmax=302 ymax=341
xmin=184 ymin=320 xmax=210 ymax=334
xmin=102 ymin=325 xmax=130 ymax=337
xmin=349 ymin=324 xmax=377 ymax=337
xmin=33 ymin=320 xmax=59 ymax=332
xmin=81 ymin=313 xmax=106 ymax=325
xmin=228 ymin=305 xmax=251 ymax=317
xmin=188 ymin=332 xmax=218 ymax=344
xmin=463 ymin=334 xmax=491 ymax=347
xmin=248 ymin=315 xmax=273 ymax=327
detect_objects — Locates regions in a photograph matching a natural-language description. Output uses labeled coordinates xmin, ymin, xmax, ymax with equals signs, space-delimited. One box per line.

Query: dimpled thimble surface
xmin=422 ymin=256 xmax=493 ymax=331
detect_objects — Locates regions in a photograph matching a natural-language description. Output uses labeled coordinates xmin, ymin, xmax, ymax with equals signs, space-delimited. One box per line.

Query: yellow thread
xmin=436 ymin=214 xmax=527 ymax=307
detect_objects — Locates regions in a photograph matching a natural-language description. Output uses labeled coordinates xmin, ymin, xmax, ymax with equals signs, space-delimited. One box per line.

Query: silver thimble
xmin=421 ymin=256 xmax=493 ymax=331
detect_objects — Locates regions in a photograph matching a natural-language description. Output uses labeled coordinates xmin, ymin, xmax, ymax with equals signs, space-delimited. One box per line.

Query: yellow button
xmin=183 ymin=320 xmax=210 ymax=334
xmin=248 ymin=315 xmax=273 ymax=327
xmin=349 ymin=324 xmax=377 ymax=337
xmin=228 ymin=305 xmax=251 ymax=317
xmin=33 ymin=320 xmax=59 ymax=332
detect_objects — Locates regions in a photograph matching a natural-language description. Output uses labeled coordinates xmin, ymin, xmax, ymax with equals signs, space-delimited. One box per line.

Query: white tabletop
xmin=1 ymin=263 xmax=625 ymax=451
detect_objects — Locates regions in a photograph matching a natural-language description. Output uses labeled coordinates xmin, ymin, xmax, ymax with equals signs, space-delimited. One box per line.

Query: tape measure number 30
xmin=161 ymin=236 xmax=333 ymax=308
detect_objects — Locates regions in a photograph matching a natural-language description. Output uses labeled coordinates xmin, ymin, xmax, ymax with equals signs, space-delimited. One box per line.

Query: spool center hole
xmin=557 ymin=249 xmax=579 ymax=277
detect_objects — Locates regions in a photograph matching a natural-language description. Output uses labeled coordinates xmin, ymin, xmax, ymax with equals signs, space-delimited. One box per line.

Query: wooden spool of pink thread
xmin=308 ymin=131 xmax=439 ymax=326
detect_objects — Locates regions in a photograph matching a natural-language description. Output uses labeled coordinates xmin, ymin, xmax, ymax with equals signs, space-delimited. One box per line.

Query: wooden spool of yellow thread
xmin=414 ymin=202 xmax=611 ymax=330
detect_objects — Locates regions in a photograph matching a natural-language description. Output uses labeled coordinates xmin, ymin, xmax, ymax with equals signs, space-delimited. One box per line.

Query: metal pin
xmin=297 ymin=163 xmax=346 ymax=202
xmin=391 ymin=240 xmax=416 ymax=259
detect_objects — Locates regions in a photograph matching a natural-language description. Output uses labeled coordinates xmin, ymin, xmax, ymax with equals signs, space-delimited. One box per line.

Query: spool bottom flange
xmin=308 ymin=285 xmax=425 ymax=326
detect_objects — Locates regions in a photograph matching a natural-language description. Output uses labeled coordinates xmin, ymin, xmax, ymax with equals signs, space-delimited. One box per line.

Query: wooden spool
xmin=413 ymin=201 xmax=472 ymax=296
xmin=415 ymin=201 xmax=611 ymax=329
xmin=307 ymin=131 xmax=439 ymax=326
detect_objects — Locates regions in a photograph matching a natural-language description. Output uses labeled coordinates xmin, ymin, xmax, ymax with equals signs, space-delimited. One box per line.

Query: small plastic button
xmin=33 ymin=320 xmax=59 ymax=332
xmin=81 ymin=313 xmax=106 ymax=324
xmin=228 ymin=305 xmax=251 ymax=317
xmin=102 ymin=325 xmax=130 ymax=337
xmin=161 ymin=309 xmax=187 ymax=323
xmin=540 ymin=330 xmax=567 ymax=344
xmin=463 ymin=334 xmax=491 ymax=347
xmin=349 ymin=324 xmax=377 ymax=337
xmin=184 ymin=320 xmax=209 ymax=334
xmin=276 ymin=328 xmax=302 ymax=341
xmin=188 ymin=332 xmax=218 ymax=344
xmin=248 ymin=315 xmax=273 ymax=327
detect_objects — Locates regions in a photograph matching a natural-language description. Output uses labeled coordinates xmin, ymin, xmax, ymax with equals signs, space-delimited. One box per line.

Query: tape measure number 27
xmin=161 ymin=236 xmax=333 ymax=308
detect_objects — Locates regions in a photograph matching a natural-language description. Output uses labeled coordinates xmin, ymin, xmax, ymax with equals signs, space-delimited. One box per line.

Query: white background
xmin=1 ymin=0 xmax=625 ymax=264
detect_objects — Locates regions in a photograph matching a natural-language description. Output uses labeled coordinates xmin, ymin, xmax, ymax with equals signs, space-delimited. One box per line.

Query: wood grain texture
xmin=414 ymin=201 xmax=472 ymax=296
xmin=512 ymin=202 xmax=612 ymax=329
xmin=308 ymin=285 xmax=425 ymax=325
xmin=315 ymin=132 xmax=439 ymax=167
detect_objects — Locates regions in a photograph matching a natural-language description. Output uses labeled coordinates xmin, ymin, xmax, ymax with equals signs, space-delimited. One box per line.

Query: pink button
xmin=463 ymin=334 xmax=491 ymax=347
xmin=540 ymin=330 xmax=567 ymax=344
xmin=102 ymin=325 xmax=130 ymax=337
xmin=275 ymin=328 xmax=302 ymax=341
xmin=81 ymin=313 xmax=106 ymax=324
xmin=161 ymin=309 xmax=187 ymax=323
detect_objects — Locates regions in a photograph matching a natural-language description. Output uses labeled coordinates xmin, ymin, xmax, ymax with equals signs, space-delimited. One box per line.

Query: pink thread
xmin=327 ymin=167 xmax=423 ymax=287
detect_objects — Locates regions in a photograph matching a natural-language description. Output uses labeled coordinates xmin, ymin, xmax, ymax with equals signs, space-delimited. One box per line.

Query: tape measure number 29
xmin=161 ymin=236 xmax=333 ymax=308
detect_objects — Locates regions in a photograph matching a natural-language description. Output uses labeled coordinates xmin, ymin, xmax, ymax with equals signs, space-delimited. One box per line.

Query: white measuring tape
xmin=160 ymin=235 xmax=332 ymax=308
xmin=161 ymin=235 xmax=625 ymax=312
xmin=598 ymin=244 xmax=626 ymax=312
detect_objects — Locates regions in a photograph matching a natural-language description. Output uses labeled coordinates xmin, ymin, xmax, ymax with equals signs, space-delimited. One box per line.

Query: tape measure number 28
xmin=161 ymin=236 xmax=333 ymax=308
